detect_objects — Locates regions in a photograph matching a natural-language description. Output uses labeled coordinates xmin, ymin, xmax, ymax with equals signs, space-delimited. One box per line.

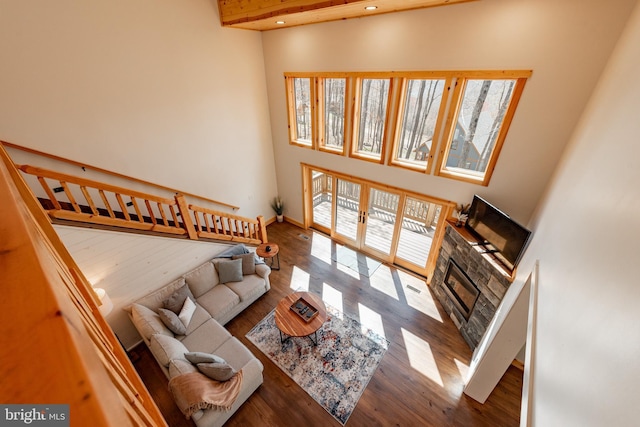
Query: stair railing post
xmin=257 ymin=215 xmax=268 ymax=244
xmin=175 ymin=194 xmax=198 ymax=240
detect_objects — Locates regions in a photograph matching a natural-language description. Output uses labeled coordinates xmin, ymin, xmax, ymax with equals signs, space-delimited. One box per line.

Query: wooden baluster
xmin=156 ymin=202 xmax=169 ymax=226
xmin=80 ymin=186 xmax=99 ymax=215
xmin=99 ymin=190 xmax=116 ymax=218
xmin=130 ymin=197 xmax=144 ymax=223
xmin=115 ymin=193 xmax=131 ymax=220
xmin=144 ymin=200 xmax=157 ymax=225
xmin=61 ymin=182 xmax=81 ymax=212
xmin=203 ymin=212 xmax=212 ymax=233
xmin=193 ymin=210 xmax=202 ymax=236
xmin=37 ymin=176 xmax=62 ymax=209
xmin=168 ymin=205 xmax=179 ymax=227
xmin=174 ymin=195 xmax=197 ymax=240
xmin=258 ymin=215 xmax=267 ymax=243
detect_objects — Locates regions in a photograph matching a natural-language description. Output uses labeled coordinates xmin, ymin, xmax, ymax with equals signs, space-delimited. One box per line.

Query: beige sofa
xmin=127 ymin=253 xmax=270 ymax=427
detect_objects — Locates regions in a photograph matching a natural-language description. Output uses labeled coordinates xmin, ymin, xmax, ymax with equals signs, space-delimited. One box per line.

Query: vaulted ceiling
xmin=217 ymin=0 xmax=476 ymax=31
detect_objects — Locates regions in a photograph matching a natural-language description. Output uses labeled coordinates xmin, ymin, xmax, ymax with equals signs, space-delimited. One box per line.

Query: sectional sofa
xmin=126 ymin=246 xmax=270 ymax=427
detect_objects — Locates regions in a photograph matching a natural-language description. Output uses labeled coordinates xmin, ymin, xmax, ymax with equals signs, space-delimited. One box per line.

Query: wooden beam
xmin=218 ymin=0 xmax=477 ymax=31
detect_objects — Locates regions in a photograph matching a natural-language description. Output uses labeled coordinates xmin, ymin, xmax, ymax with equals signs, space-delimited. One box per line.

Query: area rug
xmin=331 ymin=246 xmax=382 ymax=277
xmin=246 ymin=304 xmax=389 ymax=425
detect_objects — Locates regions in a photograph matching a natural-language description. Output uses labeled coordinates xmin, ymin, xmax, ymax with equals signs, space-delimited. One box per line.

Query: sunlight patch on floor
xmin=401 ymin=327 xmax=444 ymax=387
xmin=310 ymin=232 xmax=333 ymax=265
xmin=357 ymin=302 xmax=387 ymax=341
xmin=395 ymin=270 xmax=443 ymax=323
xmin=454 ymin=358 xmax=470 ymax=383
xmin=322 ymin=282 xmax=344 ymax=318
xmin=368 ymin=265 xmax=399 ymax=300
xmin=336 ymin=261 xmax=361 ymax=279
xmin=289 ymin=266 xmax=310 ymax=292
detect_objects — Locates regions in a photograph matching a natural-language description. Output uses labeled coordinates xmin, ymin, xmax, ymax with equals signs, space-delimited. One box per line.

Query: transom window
xmin=285 ymin=70 xmax=530 ymax=186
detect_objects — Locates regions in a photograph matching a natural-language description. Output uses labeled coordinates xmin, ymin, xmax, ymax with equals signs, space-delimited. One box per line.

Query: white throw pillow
xmin=178 ymin=296 xmax=197 ymax=328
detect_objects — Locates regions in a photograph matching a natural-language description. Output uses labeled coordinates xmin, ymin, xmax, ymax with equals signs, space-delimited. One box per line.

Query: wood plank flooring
xmin=130 ymin=221 xmax=522 ymax=426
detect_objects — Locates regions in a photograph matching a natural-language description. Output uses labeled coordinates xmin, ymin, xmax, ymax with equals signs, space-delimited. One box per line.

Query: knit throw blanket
xmin=168 ymin=371 xmax=244 ymax=419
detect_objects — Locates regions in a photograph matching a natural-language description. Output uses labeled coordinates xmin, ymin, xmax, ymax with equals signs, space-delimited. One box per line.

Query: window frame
xmin=317 ymin=76 xmax=350 ymax=155
xmin=389 ymin=75 xmax=451 ymax=174
xmin=285 ymin=75 xmax=317 ymax=149
xmin=349 ymin=76 xmax=394 ymax=164
xmin=434 ymin=73 xmax=530 ymax=186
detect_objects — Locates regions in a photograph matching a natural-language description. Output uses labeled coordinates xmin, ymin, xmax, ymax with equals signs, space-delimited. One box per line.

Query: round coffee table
xmin=275 ymin=292 xmax=327 ymax=346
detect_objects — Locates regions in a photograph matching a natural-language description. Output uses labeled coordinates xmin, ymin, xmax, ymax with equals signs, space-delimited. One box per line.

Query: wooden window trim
xmin=388 ymin=76 xmax=452 ymax=174
xmin=434 ymin=75 xmax=530 ymax=186
xmin=285 ymin=75 xmax=317 ymax=149
xmin=349 ymin=77 xmax=394 ymax=164
xmin=317 ymin=77 xmax=349 ymax=156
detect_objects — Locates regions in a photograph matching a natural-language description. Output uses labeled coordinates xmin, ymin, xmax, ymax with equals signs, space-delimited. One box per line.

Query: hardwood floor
xmin=130 ymin=221 xmax=522 ymax=426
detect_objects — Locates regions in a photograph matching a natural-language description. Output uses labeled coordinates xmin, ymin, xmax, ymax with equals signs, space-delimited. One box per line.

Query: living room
xmin=1 ymin=0 xmax=639 ymax=426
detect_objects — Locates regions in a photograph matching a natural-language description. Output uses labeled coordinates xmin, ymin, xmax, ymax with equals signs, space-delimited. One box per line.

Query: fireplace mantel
xmin=431 ymin=221 xmax=515 ymax=350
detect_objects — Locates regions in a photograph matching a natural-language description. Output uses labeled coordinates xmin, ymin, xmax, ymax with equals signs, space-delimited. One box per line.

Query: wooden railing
xmin=18 ymin=164 xmax=267 ymax=244
xmin=0 ymin=145 xmax=167 ymax=426
xmin=312 ymin=172 xmax=439 ymax=226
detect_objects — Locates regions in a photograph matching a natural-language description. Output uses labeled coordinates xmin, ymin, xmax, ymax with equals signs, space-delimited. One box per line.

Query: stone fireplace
xmin=431 ymin=222 xmax=514 ymax=350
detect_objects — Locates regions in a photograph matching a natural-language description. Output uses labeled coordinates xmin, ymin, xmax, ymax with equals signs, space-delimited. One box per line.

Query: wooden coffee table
xmin=275 ymin=292 xmax=327 ymax=346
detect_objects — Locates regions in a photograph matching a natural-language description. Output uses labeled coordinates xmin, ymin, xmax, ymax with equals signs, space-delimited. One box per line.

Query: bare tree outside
xmin=324 ymin=78 xmax=346 ymax=148
xmin=294 ymin=78 xmax=311 ymax=142
xmin=448 ymin=79 xmax=515 ymax=174
xmin=357 ymin=79 xmax=390 ymax=156
xmin=395 ymin=79 xmax=445 ymax=166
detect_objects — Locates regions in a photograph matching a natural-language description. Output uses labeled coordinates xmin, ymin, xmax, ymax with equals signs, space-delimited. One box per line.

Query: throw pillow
xmin=216 ymin=258 xmax=243 ymax=283
xmin=196 ymin=362 xmax=237 ymax=382
xmin=231 ymin=252 xmax=256 ymax=275
xmin=163 ymin=284 xmax=195 ymax=314
xmin=178 ymin=296 xmax=197 ymax=328
xmin=157 ymin=308 xmax=187 ymax=335
xmin=168 ymin=359 xmax=198 ymax=379
xmin=184 ymin=352 xmax=226 ymax=365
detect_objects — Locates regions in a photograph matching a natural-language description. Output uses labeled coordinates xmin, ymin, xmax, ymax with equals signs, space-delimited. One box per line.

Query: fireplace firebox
xmin=443 ymin=259 xmax=479 ymax=320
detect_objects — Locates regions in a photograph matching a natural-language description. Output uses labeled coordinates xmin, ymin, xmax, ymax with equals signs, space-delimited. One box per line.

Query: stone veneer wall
xmin=431 ymin=223 xmax=514 ymax=350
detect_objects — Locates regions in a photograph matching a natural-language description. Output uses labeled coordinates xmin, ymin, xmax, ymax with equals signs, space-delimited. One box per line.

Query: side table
xmin=256 ymin=242 xmax=280 ymax=270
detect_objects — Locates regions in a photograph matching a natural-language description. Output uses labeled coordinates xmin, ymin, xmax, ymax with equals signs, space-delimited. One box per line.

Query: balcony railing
xmin=18 ymin=164 xmax=267 ymax=245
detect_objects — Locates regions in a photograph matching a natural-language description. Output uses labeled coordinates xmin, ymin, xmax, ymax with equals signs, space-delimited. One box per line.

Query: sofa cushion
xmin=184 ymin=262 xmax=218 ymax=298
xmin=158 ymin=308 xmax=187 ymax=335
xmin=197 ymin=362 xmax=237 ymax=382
xmin=168 ymin=359 xmax=198 ymax=379
xmin=213 ymin=337 xmax=262 ymax=371
xmin=149 ymin=334 xmax=189 ymax=367
xmin=216 ymin=259 xmax=243 ymax=284
xmin=163 ymin=284 xmax=195 ymax=314
xmin=131 ymin=303 xmax=173 ymax=341
xmin=225 ymin=274 xmax=267 ymax=302
xmin=232 ymin=253 xmax=256 ymax=275
xmin=196 ymin=285 xmax=240 ymax=320
xmin=185 ymin=352 xmax=225 ymax=365
xmin=183 ymin=304 xmax=212 ymax=335
xmin=180 ymin=319 xmax=232 ymax=354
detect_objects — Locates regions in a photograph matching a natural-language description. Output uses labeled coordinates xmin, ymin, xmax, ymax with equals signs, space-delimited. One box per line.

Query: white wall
xmin=261 ymin=0 xmax=636 ymax=224
xmin=511 ymin=2 xmax=640 ymax=424
xmin=0 ymin=0 xmax=277 ymax=218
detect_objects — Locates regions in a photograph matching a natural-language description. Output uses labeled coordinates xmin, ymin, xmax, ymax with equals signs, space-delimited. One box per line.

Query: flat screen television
xmin=465 ymin=195 xmax=532 ymax=272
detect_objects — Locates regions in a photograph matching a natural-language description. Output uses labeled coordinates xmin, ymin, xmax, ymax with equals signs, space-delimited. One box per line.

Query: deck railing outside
xmin=19 ymin=164 xmax=267 ymax=245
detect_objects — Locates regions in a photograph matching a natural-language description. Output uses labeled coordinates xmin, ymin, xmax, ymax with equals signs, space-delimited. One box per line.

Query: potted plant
xmin=454 ymin=203 xmax=470 ymax=227
xmin=271 ymin=196 xmax=284 ymax=223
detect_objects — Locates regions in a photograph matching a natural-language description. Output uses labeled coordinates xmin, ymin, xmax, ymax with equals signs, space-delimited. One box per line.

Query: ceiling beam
xmin=217 ymin=0 xmax=477 ymax=31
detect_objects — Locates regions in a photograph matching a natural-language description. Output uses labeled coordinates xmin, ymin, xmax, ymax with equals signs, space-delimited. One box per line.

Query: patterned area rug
xmin=246 ymin=304 xmax=389 ymax=425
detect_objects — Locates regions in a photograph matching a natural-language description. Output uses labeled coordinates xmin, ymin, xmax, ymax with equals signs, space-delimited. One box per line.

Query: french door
xmin=305 ymin=165 xmax=453 ymax=277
